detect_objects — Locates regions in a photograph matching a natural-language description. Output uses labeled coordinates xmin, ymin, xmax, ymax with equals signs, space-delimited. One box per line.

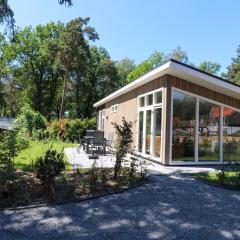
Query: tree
xmin=199 ymin=61 xmax=221 ymax=75
xmin=223 ymin=45 xmax=240 ymax=85
xmin=73 ymin=46 xmax=120 ymax=118
xmin=165 ymin=46 xmax=188 ymax=63
xmin=127 ymin=51 xmax=164 ymax=82
xmin=0 ymin=0 xmax=73 ymax=35
xmin=115 ymin=58 xmax=135 ymax=86
xmin=9 ymin=22 xmax=65 ymax=118
xmin=57 ymin=17 xmax=99 ymax=119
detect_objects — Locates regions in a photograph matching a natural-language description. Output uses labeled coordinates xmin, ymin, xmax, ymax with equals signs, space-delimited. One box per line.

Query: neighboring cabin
xmin=94 ymin=59 xmax=240 ymax=166
xmin=0 ymin=117 xmax=14 ymax=132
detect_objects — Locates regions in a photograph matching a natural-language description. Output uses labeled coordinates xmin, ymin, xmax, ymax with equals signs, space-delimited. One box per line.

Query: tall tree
xmin=57 ymin=17 xmax=98 ymax=119
xmin=8 ymin=22 xmax=65 ymax=119
xmin=165 ymin=46 xmax=188 ymax=63
xmin=198 ymin=61 xmax=221 ymax=75
xmin=127 ymin=51 xmax=164 ymax=82
xmin=115 ymin=58 xmax=135 ymax=86
xmin=72 ymin=46 xmax=120 ymax=118
xmin=0 ymin=0 xmax=73 ymax=35
xmin=223 ymin=45 xmax=240 ymax=85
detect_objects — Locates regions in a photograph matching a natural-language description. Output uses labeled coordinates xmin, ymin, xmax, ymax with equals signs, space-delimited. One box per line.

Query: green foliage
xmin=63 ymin=117 xmax=96 ymax=142
xmin=115 ymin=58 xmax=135 ymax=86
xmin=14 ymin=106 xmax=46 ymax=137
xmin=127 ymin=47 xmax=188 ymax=82
xmin=0 ymin=131 xmax=16 ymax=184
xmin=49 ymin=120 xmax=61 ymax=139
xmin=16 ymin=131 xmax=29 ymax=151
xmin=224 ymin=140 xmax=240 ymax=162
xmin=223 ymin=45 xmax=240 ymax=85
xmin=199 ymin=61 xmax=221 ymax=75
xmin=127 ymin=51 xmax=164 ymax=82
xmin=35 ymin=148 xmax=65 ymax=187
xmin=112 ymin=117 xmax=133 ymax=179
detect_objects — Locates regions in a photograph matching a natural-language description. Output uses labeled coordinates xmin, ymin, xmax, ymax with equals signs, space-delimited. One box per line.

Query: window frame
xmin=111 ymin=104 xmax=119 ymax=113
xmin=136 ymin=88 xmax=164 ymax=162
xmin=170 ymin=87 xmax=240 ymax=165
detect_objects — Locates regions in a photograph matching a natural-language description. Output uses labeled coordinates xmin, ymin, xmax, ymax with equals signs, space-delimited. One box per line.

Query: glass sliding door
xmin=223 ymin=108 xmax=240 ymax=162
xmin=138 ymin=111 xmax=144 ymax=152
xmin=153 ymin=108 xmax=162 ymax=158
xmin=145 ymin=110 xmax=152 ymax=155
xmin=172 ymin=90 xmax=196 ymax=161
xmin=198 ymin=100 xmax=220 ymax=161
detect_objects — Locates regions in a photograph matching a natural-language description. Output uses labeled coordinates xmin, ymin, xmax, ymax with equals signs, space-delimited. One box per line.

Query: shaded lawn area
xmin=194 ymin=171 xmax=240 ymax=190
xmin=14 ymin=140 xmax=78 ymax=171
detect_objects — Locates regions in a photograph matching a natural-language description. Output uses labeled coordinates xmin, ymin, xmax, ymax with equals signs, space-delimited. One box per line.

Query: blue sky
xmin=8 ymin=0 xmax=240 ymax=72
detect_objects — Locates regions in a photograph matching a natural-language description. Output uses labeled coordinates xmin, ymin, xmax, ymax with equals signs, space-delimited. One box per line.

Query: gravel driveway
xmin=1 ymin=174 xmax=240 ymax=240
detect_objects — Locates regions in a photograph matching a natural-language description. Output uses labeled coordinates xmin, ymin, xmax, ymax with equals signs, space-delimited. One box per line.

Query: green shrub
xmin=49 ymin=120 xmax=61 ymax=139
xmin=16 ymin=132 xmax=29 ymax=151
xmin=35 ymin=148 xmax=65 ymax=190
xmin=63 ymin=117 xmax=96 ymax=143
xmin=32 ymin=129 xmax=50 ymax=141
xmin=112 ymin=117 xmax=133 ymax=180
xmin=0 ymin=131 xmax=16 ymax=185
xmin=14 ymin=105 xmax=47 ymax=137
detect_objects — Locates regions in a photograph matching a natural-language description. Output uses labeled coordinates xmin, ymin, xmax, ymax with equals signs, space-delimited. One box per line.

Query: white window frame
xmin=111 ymin=104 xmax=118 ymax=113
xmin=169 ymin=87 xmax=240 ymax=165
xmin=98 ymin=109 xmax=105 ymax=131
xmin=136 ymin=88 xmax=164 ymax=162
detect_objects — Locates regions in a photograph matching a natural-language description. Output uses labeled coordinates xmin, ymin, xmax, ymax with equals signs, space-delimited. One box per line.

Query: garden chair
xmin=90 ymin=131 xmax=106 ymax=155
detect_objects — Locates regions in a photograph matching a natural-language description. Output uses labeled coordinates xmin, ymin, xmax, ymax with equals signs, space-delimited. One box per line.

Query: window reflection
xmin=138 ymin=111 xmax=144 ymax=152
xmin=198 ymin=100 xmax=220 ymax=161
xmin=223 ymin=108 xmax=240 ymax=161
xmin=145 ymin=110 xmax=152 ymax=154
xmin=172 ymin=91 xmax=196 ymax=161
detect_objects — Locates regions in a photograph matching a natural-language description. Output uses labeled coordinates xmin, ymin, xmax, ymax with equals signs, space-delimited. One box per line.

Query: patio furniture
xmin=89 ymin=130 xmax=106 ymax=155
xmin=105 ymin=132 xmax=114 ymax=153
xmin=80 ymin=130 xmax=95 ymax=153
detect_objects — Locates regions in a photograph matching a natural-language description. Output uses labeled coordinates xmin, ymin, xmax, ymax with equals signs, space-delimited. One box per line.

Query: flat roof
xmin=94 ymin=59 xmax=240 ymax=108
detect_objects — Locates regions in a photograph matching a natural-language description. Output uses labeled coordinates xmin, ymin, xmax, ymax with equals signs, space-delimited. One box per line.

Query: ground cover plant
xmin=194 ymin=162 xmax=240 ymax=190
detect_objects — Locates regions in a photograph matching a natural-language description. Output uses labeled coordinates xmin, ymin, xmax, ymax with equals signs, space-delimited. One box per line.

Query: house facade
xmin=94 ymin=59 xmax=240 ymax=165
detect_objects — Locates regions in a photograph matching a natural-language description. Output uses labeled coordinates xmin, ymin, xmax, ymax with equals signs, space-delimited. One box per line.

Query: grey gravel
xmin=0 ymin=174 xmax=240 ymax=240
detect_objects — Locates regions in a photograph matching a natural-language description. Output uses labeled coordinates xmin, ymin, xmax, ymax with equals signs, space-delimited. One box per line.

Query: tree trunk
xmin=59 ymin=70 xmax=68 ymax=120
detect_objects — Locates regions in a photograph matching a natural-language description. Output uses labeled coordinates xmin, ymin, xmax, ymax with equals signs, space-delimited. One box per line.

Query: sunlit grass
xmin=14 ymin=140 xmax=78 ymax=171
xmin=194 ymin=171 xmax=240 ymax=189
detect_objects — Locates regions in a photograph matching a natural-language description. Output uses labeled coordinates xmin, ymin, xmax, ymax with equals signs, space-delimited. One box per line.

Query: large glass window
xmin=145 ymin=110 xmax=152 ymax=154
xmin=198 ymin=100 xmax=220 ymax=161
xmin=138 ymin=111 xmax=144 ymax=152
xmin=172 ymin=90 xmax=196 ymax=161
xmin=153 ymin=108 xmax=162 ymax=157
xmin=223 ymin=108 xmax=240 ymax=162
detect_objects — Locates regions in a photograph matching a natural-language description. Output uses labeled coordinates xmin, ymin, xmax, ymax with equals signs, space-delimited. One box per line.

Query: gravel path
xmin=1 ymin=174 xmax=240 ymax=240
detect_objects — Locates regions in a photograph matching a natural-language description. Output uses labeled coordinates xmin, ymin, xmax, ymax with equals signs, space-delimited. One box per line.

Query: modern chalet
xmin=94 ymin=59 xmax=240 ymax=165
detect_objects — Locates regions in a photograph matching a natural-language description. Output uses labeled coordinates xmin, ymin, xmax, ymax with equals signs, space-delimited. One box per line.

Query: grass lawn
xmin=194 ymin=171 xmax=240 ymax=190
xmin=14 ymin=140 xmax=78 ymax=171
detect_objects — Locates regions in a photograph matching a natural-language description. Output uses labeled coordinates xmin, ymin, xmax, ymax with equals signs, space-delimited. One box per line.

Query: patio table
xmin=83 ymin=136 xmax=94 ymax=154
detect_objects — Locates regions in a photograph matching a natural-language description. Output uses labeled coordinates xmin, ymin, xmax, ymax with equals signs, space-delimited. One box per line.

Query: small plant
xmin=35 ymin=147 xmax=65 ymax=195
xmin=215 ymin=164 xmax=225 ymax=185
xmin=129 ymin=156 xmax=137 ymax=181
xmin=233 ymin=162 xmax=240 ymax=187
xmin=89 ymin=159 xmax=97 ymax=193
xmin=100 ymin=168 xmax=108 ymax=187
xmin=112 ymin=117 xmax=133 ymax=180
xmin=139 ymin=157 xmax=148 ymax=180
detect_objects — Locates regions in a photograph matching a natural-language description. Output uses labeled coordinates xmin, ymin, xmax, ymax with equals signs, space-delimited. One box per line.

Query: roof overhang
xmin=94 ymin=60 xmax=240 ymax=108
